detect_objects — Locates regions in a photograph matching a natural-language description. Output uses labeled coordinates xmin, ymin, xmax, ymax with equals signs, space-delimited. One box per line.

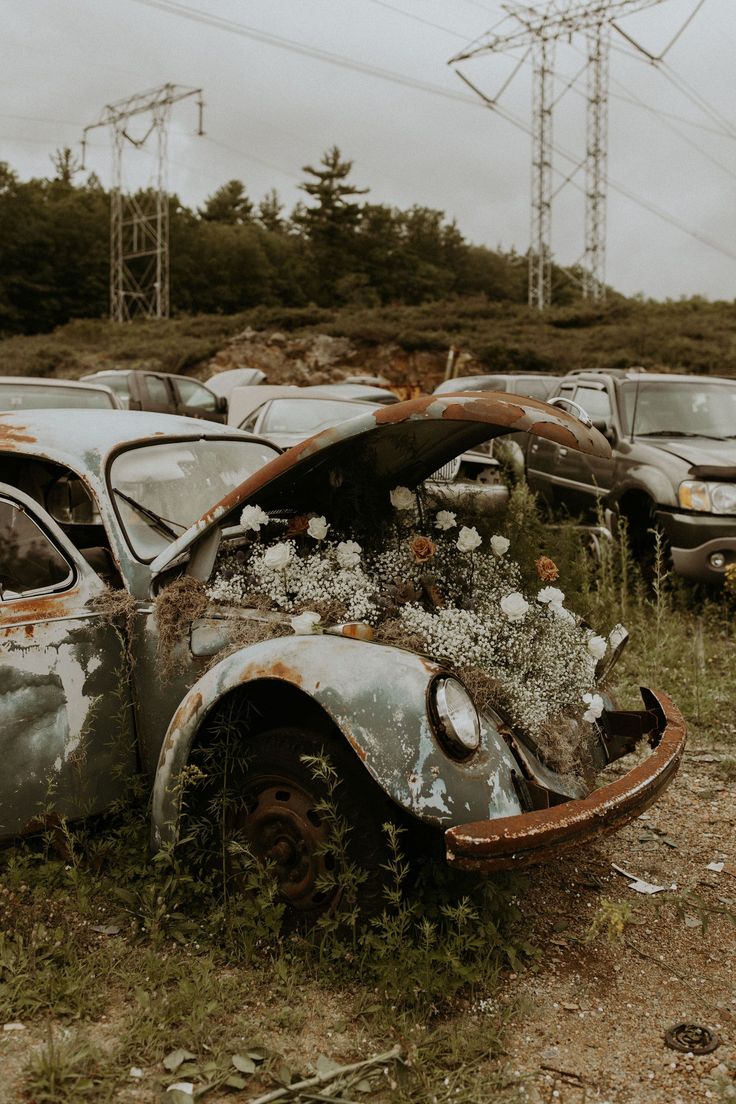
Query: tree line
xmin=0 ymin=145 xmax=556 ymax=336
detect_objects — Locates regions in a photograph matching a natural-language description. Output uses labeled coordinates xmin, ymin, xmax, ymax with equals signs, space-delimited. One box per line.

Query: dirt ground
xmin=495 ymin=744 xmax=736 ymax=1104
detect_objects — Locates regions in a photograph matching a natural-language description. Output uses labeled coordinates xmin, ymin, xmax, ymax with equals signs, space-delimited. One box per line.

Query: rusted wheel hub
xmin=238 ymin=778 xmax=336 ymax=911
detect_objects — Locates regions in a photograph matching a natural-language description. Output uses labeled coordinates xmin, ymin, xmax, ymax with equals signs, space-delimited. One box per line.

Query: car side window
xmin=575 ymin=386 xmax=612 ymax=422
xmin=240 ymin=405 xmax=266 ymax=432
xmin=175 ymin=378 xmax=217 ymax=412
xmin=0 ymin=497 xmax=73 ymax=599
xmin=144 ymin=375 xmax=171 ymax=407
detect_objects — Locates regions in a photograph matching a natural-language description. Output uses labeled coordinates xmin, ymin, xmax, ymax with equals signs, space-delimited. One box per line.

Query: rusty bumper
xmin=445 ymin=688 xmax=686 ymax=872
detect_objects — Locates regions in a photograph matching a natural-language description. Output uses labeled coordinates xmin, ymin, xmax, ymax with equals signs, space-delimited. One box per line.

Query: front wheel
xmin=227 ymin=726 xmax=398 ymax=920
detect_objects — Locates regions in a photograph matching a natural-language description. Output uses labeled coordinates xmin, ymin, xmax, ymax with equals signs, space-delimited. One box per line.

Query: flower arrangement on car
xmin=207 ymin=487 xmax=623 ymax=779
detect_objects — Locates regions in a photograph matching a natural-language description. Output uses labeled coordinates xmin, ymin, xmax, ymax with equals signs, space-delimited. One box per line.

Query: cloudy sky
xmin=2 ymin=0 xmax=734 ymax=300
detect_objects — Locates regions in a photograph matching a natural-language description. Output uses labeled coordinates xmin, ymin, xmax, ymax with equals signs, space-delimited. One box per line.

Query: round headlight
xmin=711 ymin=483 xmax=736 ymax=515
xmin=432 ymin=677 xmax=481 ymax=757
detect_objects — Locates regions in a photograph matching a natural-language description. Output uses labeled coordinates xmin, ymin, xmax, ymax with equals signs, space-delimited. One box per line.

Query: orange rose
xmin=409 ymin=535 xmax=435 ymax=564
xmin=535 ymin=555 xmax=559 ymax=582
xmin=286 ymin=514 xmax=310 ymax=537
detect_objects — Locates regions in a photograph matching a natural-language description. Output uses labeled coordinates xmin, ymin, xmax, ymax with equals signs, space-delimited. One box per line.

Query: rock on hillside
xmin=204 ymin=327 xmax=481 ymax=396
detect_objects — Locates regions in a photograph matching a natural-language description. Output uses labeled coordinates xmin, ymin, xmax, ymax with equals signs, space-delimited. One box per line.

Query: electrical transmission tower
xmin=450 ymin=1 xmax=665 ymax=308
xmin=82 ymin=84 xmax=204 ymax=322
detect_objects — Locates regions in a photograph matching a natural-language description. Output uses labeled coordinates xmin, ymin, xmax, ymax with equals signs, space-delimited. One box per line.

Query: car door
xmin=172 ymin=377 xmax=224 ymax=423
xmin=526 ymin=381 xmax=580 ymax=509
xmin=139 ymin=373 xmax=176 ymax=415
xmin=0 ymin=485 xmax=137 ymax=839
xmin=561 ymin=383 xmax=616 ymax=514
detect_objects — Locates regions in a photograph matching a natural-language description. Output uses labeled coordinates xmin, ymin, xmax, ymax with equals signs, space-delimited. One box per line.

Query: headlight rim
xmin=429 ymin=674 xmax=482 ymax=759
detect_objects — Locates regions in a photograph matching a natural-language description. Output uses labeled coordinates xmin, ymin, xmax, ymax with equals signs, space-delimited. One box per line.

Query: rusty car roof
xmin=150 ymin=390 xmax=611 ymax=575
xmin=0 ymin=409 xmax=249 ymax=480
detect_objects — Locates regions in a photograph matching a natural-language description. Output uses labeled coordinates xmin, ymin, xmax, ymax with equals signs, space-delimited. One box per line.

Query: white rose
xmin=538 ymin=586 xmax=565 ymax=607
xmin=390 ymin=485 xmax=416 ymax=511
xmin=336 ymin=539 xmax=362 ymax=569
xmin=307 ymin=515 xmax=330 ymax=540
xmin=582 ymin=691 xmax=605 ymax=723
xmin=435 ymin=510 xmax=457 ymax=531
xmin=291 ymin=611 xmax=321 ymax=635
xmin=500 ymin=592 xmax=529 ymax=622
xmin=456 ymin=525 xmax=482 ymax=553
xmin=263 ymin=542 xmax=292 ymax=571
xmin=587 ymin=634 xmax=607 ymax=660
xmin=240 ymin=504 xmax=269 ymax=532
xmin=490 ymin=535 xmax=510 ymax=557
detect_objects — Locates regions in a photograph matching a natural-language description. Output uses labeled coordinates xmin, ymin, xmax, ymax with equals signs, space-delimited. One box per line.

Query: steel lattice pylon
xmin=449 ymin=0 xmax=666 ymax=309
xmin=83 ymin=84 xmax=203 ymax=322
xmin=529 ymin=32 xmax=555 ymax=310
xmin=583 ymin=20 xmax=610 ymax=301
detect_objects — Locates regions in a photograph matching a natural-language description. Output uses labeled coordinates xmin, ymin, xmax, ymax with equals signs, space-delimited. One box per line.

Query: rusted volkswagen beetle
xmin=0 ymin=399 xmax=686 ymax=913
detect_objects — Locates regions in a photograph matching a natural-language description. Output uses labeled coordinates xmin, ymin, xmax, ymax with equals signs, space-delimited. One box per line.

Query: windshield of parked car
xmin=621 ymin=380 xmax=736 ymax=439
xmin=260 ymin=398 xmax=376 ymax=436
xmin=109 ymin=438 xmax=279 ymax=559
xmin=0 ymin=383 xmax=115 ymax=410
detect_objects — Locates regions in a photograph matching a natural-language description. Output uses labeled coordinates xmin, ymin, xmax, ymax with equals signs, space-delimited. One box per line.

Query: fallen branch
xmin=248 ymin=1045 xmax=402 ymax=1104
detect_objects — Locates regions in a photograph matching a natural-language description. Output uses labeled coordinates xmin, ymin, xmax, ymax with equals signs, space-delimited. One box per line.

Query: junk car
xmin=0 ymin=398 xmax=686 ymax=916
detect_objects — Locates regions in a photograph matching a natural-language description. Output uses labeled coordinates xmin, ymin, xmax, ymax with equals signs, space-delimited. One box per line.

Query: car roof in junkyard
xmin=149 ymin=391 xmax=612 ymax=575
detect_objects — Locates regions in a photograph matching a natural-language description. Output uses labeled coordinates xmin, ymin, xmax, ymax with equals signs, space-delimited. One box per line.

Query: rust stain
xmin=169 ymin=691 xmax=203 ymax=736
xmin=445 ymin=688 xmax=686 ymax=872
xmin=344 ymin=727 xmax=367 ymax=761
xmin=237 ymin=659 xmax=305 ymax=686
xmin=340 ymin=623 xmax=375 ymax=641
xmin=0 ymin=589 xmax=82 ymax=627
xmin=0 ymin=421 xmax=35 ymax=446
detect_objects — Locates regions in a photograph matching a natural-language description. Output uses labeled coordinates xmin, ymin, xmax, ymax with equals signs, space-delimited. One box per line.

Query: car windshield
xmin=0 ymin=383 xmax=115 ymax=410
xmin=109 ymin=438 xmax=279 ymax=560
xmin=261 ymin=398 xmax=376 ymax=436
xmin=621 ymin=381 xmax=736 ymax=439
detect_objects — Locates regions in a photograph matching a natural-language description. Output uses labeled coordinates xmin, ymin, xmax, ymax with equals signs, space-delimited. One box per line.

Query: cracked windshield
xmin=109 ymin=438 xmax=278 ymax=559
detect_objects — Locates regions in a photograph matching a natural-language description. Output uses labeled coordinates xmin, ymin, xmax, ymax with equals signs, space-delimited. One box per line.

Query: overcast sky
xmin=2 ymin=0 xmax=735 ymax=300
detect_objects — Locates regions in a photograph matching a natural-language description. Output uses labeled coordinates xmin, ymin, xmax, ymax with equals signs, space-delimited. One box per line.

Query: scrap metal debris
xmin=611 ymin=863 xmax=676 ymax=895
xmin=664 ymin=1023 xmax=720 ymax=1055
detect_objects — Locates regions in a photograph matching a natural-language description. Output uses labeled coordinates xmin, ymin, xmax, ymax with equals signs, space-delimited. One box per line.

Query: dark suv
xmin=525 ymin=370 xmax=736 ymax=583
xmin=82 ymin=369 xmax=226 ymax=423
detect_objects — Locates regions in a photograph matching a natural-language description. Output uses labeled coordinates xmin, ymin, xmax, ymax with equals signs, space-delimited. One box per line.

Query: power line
xmin=364 ymin=0 xmax=469 ymax=40
xmin=124 ymin=0 xmax=736 ymax=267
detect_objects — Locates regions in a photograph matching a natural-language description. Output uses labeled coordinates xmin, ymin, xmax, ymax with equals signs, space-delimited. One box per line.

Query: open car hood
xmin=150 ymin=391 xmax=611 ymax=577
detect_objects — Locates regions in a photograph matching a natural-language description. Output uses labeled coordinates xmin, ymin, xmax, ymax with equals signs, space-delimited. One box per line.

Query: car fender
xmin=609 ymin=462 xmax=678 ymax=511
xmin=151 ymin=634 xmax=522 ymax=850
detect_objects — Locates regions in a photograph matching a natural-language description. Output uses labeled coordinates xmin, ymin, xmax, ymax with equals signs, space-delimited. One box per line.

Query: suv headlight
xmin=431 ymin=677 xmax=481 ymax=757
xmin=679 ymin=480 xmax=736 ymax=516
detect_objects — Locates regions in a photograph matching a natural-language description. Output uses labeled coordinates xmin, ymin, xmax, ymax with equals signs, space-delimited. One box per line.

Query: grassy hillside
xmin=0 ymin=296 xmax=734 ymax=388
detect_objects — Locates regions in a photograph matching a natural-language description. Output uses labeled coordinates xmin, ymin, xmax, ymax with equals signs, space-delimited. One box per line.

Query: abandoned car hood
xmin=151 ymin=392 xmax=611 ymax=576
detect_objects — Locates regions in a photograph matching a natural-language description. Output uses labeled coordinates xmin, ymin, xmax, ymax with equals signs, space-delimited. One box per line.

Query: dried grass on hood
xmin=154 ymin=576 xmax=208 ymax=679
